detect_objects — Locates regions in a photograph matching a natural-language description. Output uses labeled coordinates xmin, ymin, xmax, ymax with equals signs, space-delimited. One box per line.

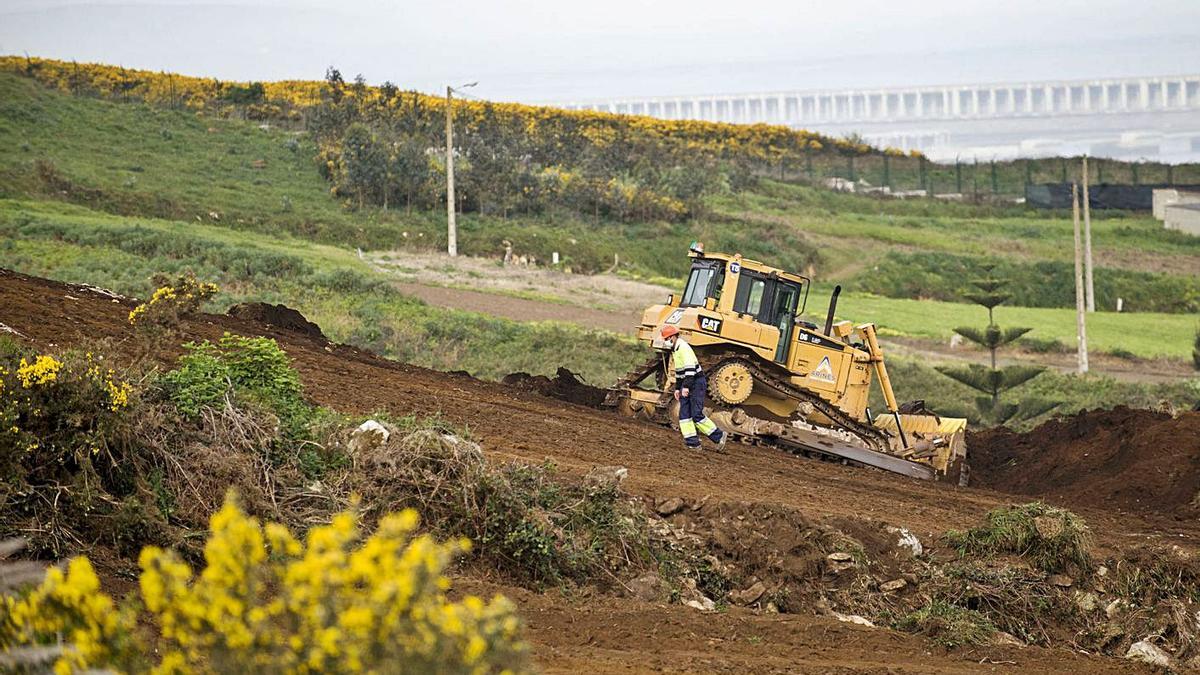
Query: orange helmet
xmin=660 ymin=325 xmax=680 ymax=339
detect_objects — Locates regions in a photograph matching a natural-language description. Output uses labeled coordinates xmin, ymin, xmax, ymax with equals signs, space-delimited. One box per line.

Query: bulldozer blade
xmin=710 ymin=410 xmax=936 ymax=481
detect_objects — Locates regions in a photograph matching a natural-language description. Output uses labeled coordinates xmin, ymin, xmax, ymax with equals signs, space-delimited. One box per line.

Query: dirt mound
xmin=970 ymin=406 xmax=1200 ymax=516
xmin=500 ymin=367 xmax=606 ymax=408
xmin=227 ymin=302 xmax=325 ymax=341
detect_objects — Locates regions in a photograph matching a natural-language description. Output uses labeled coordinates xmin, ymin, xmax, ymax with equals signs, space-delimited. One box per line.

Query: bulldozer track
xmin=699 ymin=351 xmax=892 ymax=453
xmin=603 ymin=349 xmax=896 ymax=461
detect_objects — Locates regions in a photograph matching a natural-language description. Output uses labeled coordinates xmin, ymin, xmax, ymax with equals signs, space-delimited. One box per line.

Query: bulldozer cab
xmin=680 ymin=252 xmax=809 ymax=365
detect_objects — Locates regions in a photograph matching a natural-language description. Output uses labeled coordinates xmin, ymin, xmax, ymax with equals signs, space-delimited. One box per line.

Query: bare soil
xmin=2 ymin=267 xmax=1186 ymax=673
xmin=970 ymin=406 xmax=1200 ymax=517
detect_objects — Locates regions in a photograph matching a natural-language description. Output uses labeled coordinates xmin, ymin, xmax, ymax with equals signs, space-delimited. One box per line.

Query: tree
xmin=338 ymin=123 xmax=387 ymax=209
xmin=935 ymin=264 xmax=1057 ymax=424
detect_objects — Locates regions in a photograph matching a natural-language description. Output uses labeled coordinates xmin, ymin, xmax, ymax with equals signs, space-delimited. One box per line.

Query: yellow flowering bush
xmin=128 ymin=272 xmax=218 ymax=331
xmin=1 ymin=347 xmax=137 ymax=555
xmin=2 ymin=498 xmax=529 ymax=674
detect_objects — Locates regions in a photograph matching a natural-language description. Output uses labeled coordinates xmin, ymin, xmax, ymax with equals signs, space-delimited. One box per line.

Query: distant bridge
xmin=563 ymin=75 xmax=1200 ymax=126
xmin=562 ymin=75 xmax=1200 ymax=162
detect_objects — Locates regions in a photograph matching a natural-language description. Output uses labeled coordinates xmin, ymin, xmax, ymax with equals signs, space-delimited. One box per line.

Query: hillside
xmin=1 ymin=66 xmax=1198 ymax=429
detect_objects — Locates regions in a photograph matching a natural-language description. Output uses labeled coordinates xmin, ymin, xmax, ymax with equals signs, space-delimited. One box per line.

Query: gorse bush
xmin=895 ymin=600 xmax=996 ymax=649
xmin=1 ymin=496 xmax=530 ymax=674
xmin=0 ymin=343 xmax=139 ymax=555
xmin=128 ymin=271 xmax=218 ymax=331
xmin=161 ymin=333 xmax=310 ymax=439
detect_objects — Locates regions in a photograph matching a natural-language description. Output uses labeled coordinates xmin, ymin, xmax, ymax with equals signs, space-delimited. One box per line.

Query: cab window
xmin=681 ymin=261 xmax=724 ymax=307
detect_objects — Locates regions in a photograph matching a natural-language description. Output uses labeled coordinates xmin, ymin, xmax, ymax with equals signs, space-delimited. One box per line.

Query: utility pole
xmin=445 ymin=86 xmax=458 ymax=257
xmin=443 ymin=82 xmax=477 ymax=257
xmin=1072 ymin=183 xmax=1089 ymax=374
xmin=1081 ymin=157 xmax=1095 ymax=312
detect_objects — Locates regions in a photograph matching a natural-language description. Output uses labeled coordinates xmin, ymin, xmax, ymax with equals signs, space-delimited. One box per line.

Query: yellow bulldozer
xmin=603 ymin=244 xmax=968 ymax=484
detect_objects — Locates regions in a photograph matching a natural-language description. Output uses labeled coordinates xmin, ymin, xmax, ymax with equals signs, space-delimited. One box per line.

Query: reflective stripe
xmin=672 ymin=340 xmax=702 ymax=378
xmin=679 ymin=419 xmax=698 ymax=438
xmin=697 ymin=417 xmax=718 ymax=436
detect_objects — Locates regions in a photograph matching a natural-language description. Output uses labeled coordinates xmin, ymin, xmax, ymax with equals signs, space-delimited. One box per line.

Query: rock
xmin=349 ymin=420 xmax=390 ymax=453
xmin=584 ymin=466 xmax=628 ymax=492
xmin=1106 ymin=599 xmax=1127 ymax=620
xmin=1048 ymin=574 xmax=1073 ymax=588
xmin=730 ymin=581 xmax=766 ymax=606
xmin=656 ymin=497 xmax=686 ymax=517
xmin=1125 ymin=640 xmax=1174 ymax=668
xmin=627 ymin=573 xmax=667 ymax=603
xmin=830 ymin=611 xmax=874 ymax=627
xmin=826 ymin=552 xmax=855 ymax=563
xmin=990 ymin=631 xmax=1025 ymax=647
xmin=880 ymin=579 xmax=908 ymax=593
xmin=764 ymin=602 xmax=779 ymax=614
xmin=1033 ymin=515 xmax=1064 ymax=540
xmin=1074 ymin=591 xmax=1099 ymax=613
xmin=1096 ymin=565 xmax=1108 ymax=578
xmin=685 ymin=597 xmax=716 ymax=612
xmin=885 ymin=526 xmax=923 ymax=557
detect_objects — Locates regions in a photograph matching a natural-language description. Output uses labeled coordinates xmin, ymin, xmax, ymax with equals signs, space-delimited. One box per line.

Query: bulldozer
xmin=603 ymin=244 xmax=968 ymax=484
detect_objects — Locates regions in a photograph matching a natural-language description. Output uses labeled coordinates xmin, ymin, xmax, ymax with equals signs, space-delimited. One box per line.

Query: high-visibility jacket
xmin=672 ymin=338 xmax=702 ymax=391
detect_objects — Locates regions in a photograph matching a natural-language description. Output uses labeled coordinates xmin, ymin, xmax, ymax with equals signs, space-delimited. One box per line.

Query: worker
xmin=660 ymin=325 xmax=727 ymax=452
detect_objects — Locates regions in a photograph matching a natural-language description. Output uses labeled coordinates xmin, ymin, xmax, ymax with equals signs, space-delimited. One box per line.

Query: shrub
xmin=1 ymin=347 xmax=136 ymax=554
xmin=160 ymin=333 xmax=310 ymax=441
xmin=944 ymin=503 xmax=1092 ymax=574
xmin=1193 ymin=324 xmax=1199 ymax=371
xmin=1 ymin=497 xmax=530 ymax=673
xmin=127 ymin=271 xmax=218 ymax=331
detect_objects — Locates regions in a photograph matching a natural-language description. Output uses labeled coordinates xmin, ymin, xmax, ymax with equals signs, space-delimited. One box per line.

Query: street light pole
xmin=444 ymin=82 xmax=477 ymax=257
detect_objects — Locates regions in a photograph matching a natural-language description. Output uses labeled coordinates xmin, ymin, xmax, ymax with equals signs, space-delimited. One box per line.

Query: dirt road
xmin=1 ymin=267 xmax=1179 ymax=673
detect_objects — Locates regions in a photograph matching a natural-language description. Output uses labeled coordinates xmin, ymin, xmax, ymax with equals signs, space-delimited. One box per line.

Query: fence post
xmin=955 ymin=159 xmax=963 ymax=193
xmin=1060 ymin=158 xmax=1067 ymax=182
xmin=919 ymin=155 xmax=927 ymax=193
xmin=990 ymin=160 xmax=999 ymax=195
xmin=972 ymin=158 xmax=979 ymax=201
xmin=848 ymin=155 xmax=856 ymax=182
xmin=1025 ymin=159 xmax=1033 ymax=187
xmin=1131 ymin=162 xmax=1139 ymax=185
xmin=1097 ymin=159 xmax=1104 ymax=184
xmin=883 ymin=154 xmax=891 ymax=190
xmin=806 ymin=149 xmax=814 ymax=181
xmin=1167 ymin=164 xmax=1174 ymax=186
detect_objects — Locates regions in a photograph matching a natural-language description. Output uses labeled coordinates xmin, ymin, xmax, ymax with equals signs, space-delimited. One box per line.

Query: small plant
xmin=1 ymin=496 xmax=530 ymax=673
xmin=128 ymin=272 xmax=218 ymax=332
xmin=161 ymin=333 xmax=311 ymax=442
xmin=896 ymin=600 xmax=996 ymax=649
xmin=944 ymin=502 xmax=1092 ymax=574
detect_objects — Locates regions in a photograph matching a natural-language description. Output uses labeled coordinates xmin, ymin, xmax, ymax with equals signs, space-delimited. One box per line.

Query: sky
xmin=1 ymin=0 xmax=1198 ymax=103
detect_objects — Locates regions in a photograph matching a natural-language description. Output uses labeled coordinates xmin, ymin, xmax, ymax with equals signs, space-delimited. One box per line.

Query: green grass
xmin=827 ymin=290 xmax=1196 ymax=360
xmin=0 ymin=199 xmax=645 ymax=386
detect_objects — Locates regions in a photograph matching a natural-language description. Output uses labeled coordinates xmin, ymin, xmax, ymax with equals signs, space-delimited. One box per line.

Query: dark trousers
xmin=679 ymin=374 xmax=722 ymax=447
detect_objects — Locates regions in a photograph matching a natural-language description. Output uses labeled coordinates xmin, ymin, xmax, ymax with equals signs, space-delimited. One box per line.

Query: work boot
xmin=684 ymin=442 xmax=702 ymax=451
xmin=713 ymin=431 xmax=728 ymax=454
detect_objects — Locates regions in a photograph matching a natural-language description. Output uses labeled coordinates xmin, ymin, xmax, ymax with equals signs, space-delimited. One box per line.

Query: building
xmin=1164 ymin=202 xmax=1200 ymax=236
xmin=1152 ymin=188 xmax=1200 ymax=220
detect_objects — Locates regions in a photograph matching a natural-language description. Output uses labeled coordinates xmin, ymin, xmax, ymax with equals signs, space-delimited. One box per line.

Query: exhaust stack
xmin=823 ymin=285 xmax=841 ymax=336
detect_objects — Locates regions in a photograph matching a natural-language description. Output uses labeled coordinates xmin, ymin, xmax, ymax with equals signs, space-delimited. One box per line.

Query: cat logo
xmin=698 ymin=316 xmax=723 ymax=334
xmin=809 ymin=356 xmax=836 ymax=383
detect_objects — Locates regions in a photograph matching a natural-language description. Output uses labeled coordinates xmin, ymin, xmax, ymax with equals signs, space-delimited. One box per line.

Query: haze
xmin=1 ymin=0 xmax=1198 ymax=102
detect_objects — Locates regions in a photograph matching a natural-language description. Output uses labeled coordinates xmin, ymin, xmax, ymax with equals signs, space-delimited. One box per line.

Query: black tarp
xmin=1025 ymin=183 xmax=1200 ymax=210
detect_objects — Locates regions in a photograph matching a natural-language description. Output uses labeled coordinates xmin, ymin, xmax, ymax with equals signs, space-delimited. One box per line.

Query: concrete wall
xmin=1164 ymin=204 xmax=1200 ymax=236
xmin=1153 ymin=189 xmax=1200 ymax=220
